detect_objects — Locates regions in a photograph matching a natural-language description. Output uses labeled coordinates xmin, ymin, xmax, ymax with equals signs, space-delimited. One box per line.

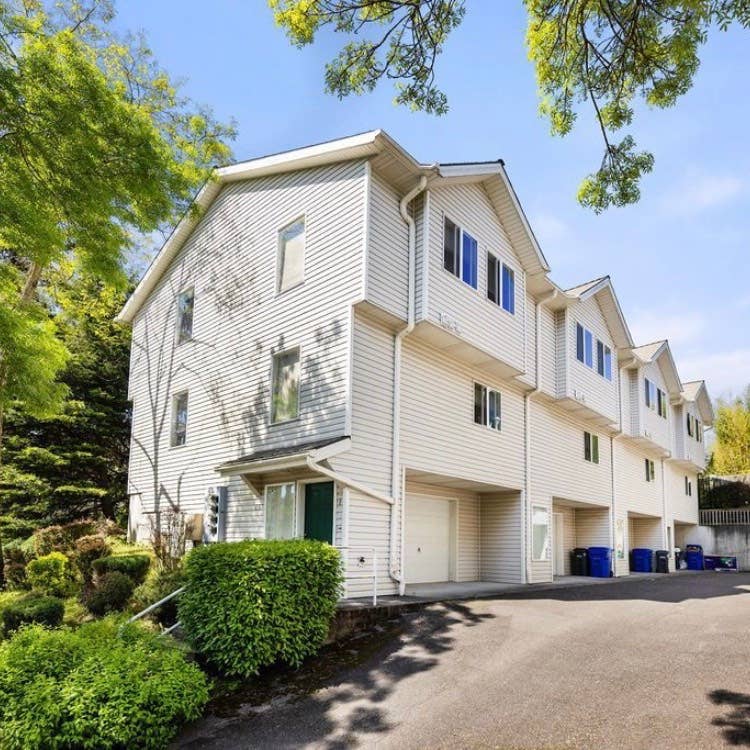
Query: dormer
xmin=540 ymin=276 xmax=633 ymax=428
xmin=622 ymin=340 xmax=682 ymax=454
xmin=673 ymin=380 xmax=713 ymax=469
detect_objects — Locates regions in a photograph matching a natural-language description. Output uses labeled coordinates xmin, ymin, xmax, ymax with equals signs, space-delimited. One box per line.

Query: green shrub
xmin=32 ymin=520 xmax=98 ymax=556
xmin=74 ymin=534 xmax=111 ymax=581
xmin=179 ymin=539 xmax=342 ymax=677
xmin=25 ymin=552 xmax=75 ymax=597
xmin=83 ymin=571 xmax=135 ymax=616
xmin=2 ymin=540 xmax=33 ymax=590
xmin=93 ymin=553 xmax=151 ymax=584
xmin=131 ymin=566 xmax=185 ymax=626
xmin=2 ymin=593 xmax=64 ymax=634
xmin=0 ymin=618 xmax=210 ymax=749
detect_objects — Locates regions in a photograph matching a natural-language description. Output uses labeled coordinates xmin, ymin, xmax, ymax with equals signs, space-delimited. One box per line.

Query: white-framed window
xmin=488 ymin=253 xmax=516 ymax=315
xmin=177 ymin=288 xmax=194 ymax=344
xmin=685 ymin=476 xmax=693 ymax=496
xmin=596 ymin=340 xmax=613 ymax=381
xmin=584 ymin=431 xmax=600 ymax=464
xmin=443 ymin=216 xmax=478 ymax=289
xmin=686 ymin=412 xmax=694 ymax=437
xmin=575 ymin=323 xmax=594 ymax=368
xmin=473 ymin=383 xmax=501 ymax=431
xmin=655 ymin=387 xmax=668 ymax=419
xmin=645 ymin=378 xmax=657 ymax=411
xmin=695 ymin=419 xmax=702 ymax=442
xmin=278 ymin=217 xmax=306 ymax=292
xmin=645 ymin=458 xmax=655 ymax=482
xmin=271 ymin=348 xmax=300 ymax=423
xmin=264 ymin=483 xmax=297 ymax=539
xmin=171 ymin=391 xmax=188 ymax=447
xmin=531 ymin=505 xmax=551 ymax=561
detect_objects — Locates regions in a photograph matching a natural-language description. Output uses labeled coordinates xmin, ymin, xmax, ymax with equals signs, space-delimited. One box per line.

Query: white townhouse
xmin=118 ymin=130 xmax=713 ymax=598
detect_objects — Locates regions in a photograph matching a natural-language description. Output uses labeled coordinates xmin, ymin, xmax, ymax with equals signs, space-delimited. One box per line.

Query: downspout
xmin=305 ymin=456 xmax=394 ymax=507
xmin=523 ymin=288 xmax=557 ymax=583
xmin=392 ymin=175 xmax=428 ymax=595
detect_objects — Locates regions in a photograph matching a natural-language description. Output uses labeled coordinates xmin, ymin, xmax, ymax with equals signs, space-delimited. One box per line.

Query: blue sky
xmin=115 ymin=1 xmax=749 ymax=400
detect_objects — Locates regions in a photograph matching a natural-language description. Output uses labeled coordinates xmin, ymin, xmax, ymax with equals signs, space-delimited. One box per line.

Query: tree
xmin=0 ymin=0 xmax=235 ymax=454
xmin=268 ymin=0 xmax=750 ymax=211
xmin=710 ymin=388 xmax=750 ymax=475
xmin=0 ymin=276 xmax=132 ymax=544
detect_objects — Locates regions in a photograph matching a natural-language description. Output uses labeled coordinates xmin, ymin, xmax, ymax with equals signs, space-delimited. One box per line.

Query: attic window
xmin=443 ymin=217 xmax=477 ymax=289
xmin=278 ymin=218 xmax=305 ymax=292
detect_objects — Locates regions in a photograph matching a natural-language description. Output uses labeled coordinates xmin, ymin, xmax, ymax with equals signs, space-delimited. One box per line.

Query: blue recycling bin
xmin=587 ymin=547 xmax=612 ymax=578
xmin=686 ymin=544 xmax=704 ymax=571
xmin=631 ymin=548 xmax=653 ymax=573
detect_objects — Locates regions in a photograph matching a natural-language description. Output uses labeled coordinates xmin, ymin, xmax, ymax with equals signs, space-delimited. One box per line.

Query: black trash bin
xmin=570 ymin=547 xmax=589 ymax=576
xmin=655 ymin=550 xmax=670 ymax=573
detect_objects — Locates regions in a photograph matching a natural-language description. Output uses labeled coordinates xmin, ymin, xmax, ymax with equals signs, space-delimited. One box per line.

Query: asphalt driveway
xmin=178 ymin=572 xmax=750 ymax=749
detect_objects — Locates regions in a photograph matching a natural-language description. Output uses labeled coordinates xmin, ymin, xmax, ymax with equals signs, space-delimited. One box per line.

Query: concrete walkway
xmin=178 ymin=571 xmax=750 ymax=749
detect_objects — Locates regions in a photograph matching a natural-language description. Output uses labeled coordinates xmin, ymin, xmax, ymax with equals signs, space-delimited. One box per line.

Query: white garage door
xmin=405 ymin=495 xmax=452 ymax=584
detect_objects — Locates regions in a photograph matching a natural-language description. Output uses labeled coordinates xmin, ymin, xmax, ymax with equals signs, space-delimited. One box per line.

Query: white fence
xmin=700 ymin=508 xmax=750 ymax=526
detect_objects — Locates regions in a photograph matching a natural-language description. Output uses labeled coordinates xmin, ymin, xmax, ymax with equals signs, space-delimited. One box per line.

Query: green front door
xmin=303 ymin=481 xmax=334 ymax=544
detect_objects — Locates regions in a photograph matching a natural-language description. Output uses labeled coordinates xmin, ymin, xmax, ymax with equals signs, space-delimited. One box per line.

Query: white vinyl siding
xmin=425 ymin=183 xmax=526 ymax=373
xmin=127 ymin=160 xmax=367 ymax=543
xmin=640 ymin=360 xmax=671 ymax=451
xmin=615 ymin=440 xmax=663 ymax=517
xmin=480 ymin=493 xmax=523 ymax=583
xmin=568 ymin=297 xmax=619 ymax=424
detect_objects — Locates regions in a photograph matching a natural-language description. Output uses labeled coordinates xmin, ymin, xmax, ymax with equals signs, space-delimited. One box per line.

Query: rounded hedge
xmin=2 ymin=593 xmax=64 ymax=634
xmin=83 ymin=571 xmax=135 ymax=616
xmin=179 ymin=539 xmax=343 ymax=677
xmin=0 ymin=618 xmax=209 ymax=749
xmin=92 ymin=553 xmax=151 ymax=584
xmin=74 ymin=535 xmax=111 ymax=581
xmin=25 ymin=552 xmax=75 ymax=597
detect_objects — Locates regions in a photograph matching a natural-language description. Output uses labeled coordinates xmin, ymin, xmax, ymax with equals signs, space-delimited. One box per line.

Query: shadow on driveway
xmin=709 ymin=689 xmax=750 ymax=746
xmin=178 ymin=601 xmax=497 ymax=749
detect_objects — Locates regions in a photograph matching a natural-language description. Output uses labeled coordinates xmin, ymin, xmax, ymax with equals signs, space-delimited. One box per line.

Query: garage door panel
xmin=405 ymin=495 xmax=452 ymax=584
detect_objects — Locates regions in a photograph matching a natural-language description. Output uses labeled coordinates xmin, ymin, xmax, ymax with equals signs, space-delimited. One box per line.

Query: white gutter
xmin=523 ymin=289 xmax=557 ymax=584
xmin=392 ymin=175 xmax=428 ymax=595
xmin=305 ymin=456 xmax=394 ymax=506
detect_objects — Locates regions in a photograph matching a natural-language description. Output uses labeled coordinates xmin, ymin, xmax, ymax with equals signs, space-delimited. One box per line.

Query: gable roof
xmin=564 ymin=275 xmax=634 ymax=349
xmin=632 ymin=340 xmax=683 ymax=395
xmin=682 ymin=380 xmax=714 ymax=424
xmin=117 ymin=130 xmax=551 ymax=323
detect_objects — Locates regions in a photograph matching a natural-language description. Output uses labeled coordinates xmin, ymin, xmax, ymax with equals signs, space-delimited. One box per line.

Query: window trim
xmin=263 ymin=481 xmax=299 ymax=540
xmin=176 ymin=287 xmax=195 ymax=345
xmin=277 ymin=215 xmax=307 ymax=295
xmin=170 ymin=390 xmax=189 ymax=448
xmin=584 ymin=431 xmax=600 ymax=464
xmin=501 ymin=262 xmax=515 ymax=315
xmin=270 ymin=346 xmax=301 ymax=425
xmin=443 ymin=214 xmax=478 ymax=290
xmin=473 ymin=382 xmax=502 ymax=431
xmin=645 ymin=458 xmax=655 ymax=482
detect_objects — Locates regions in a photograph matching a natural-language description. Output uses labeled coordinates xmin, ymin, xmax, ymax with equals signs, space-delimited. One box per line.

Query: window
xmin=645 ymin=458 xmax=655 ymax=482
xmin=278 ymin=218 xmax=305 ymax=292
xmin=265 ymin=483 xmax=297 ymax=539
xmin=685 ymin=476 xmax=693 ymax=496
xmin=686 ymin=412 xmax=694 ymax=437
xmin=575 ymin=324 xmax=594 ymax=368
xmin=171 ymin=391 xmax=188 ymax=447
xmin=487 ymin=255 xmax=516 ymax=314
xmin=531 ymin=506 xmax=550 ymax=561
xmin=645 ymin=378 xmax=657 ymax=411
xmin=474 ymin=383 xmax=501 ymax=431
xmin=695 ymin=419 xmax=702 ymax=442
xmin=271 ymin=348 xmax=300 ymax=423
xmin=177 ymin=288 xmax=194 ymax=344
xmin=584 ymin=432 xmax=599 ymax=464
xmin=443 ymin=217 xmax=477 ymax=289
xmin=656 ymin=388 xmax=668 ymax=419
xmin=596 ymin=341 xmax=613 ymax=381
xmin=502 ymin=263 xmax=515 ymax=314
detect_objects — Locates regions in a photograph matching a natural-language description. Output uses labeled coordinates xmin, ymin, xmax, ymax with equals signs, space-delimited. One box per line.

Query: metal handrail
xmin=336 ymin=546 xmax=378 ymax=606
xmin=127 ymin=586 xmax=185 ymax=636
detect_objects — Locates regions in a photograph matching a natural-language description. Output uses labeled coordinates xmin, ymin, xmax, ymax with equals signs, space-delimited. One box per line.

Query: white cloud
xmin=628 ymin=308 xmax=708 ymax=347
xmin=661 ymin=173 xmax=744 ymax=215
xmin=678 ymin=349 xmax=750 ymax=400
xmin=531 ymin=213 xmax=569 ymax=245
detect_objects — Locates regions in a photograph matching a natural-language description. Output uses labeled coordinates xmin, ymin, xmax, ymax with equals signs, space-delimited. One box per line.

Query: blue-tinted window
xmin=584 ymin=330 xmax=593 ymax=367
xmin=501 ymin=264 xmax=515 ymax=314
xmin=604 ymin=346 xmax=612 ymax=380
xmin=461 ymin=232 xmax=478 ymax=289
